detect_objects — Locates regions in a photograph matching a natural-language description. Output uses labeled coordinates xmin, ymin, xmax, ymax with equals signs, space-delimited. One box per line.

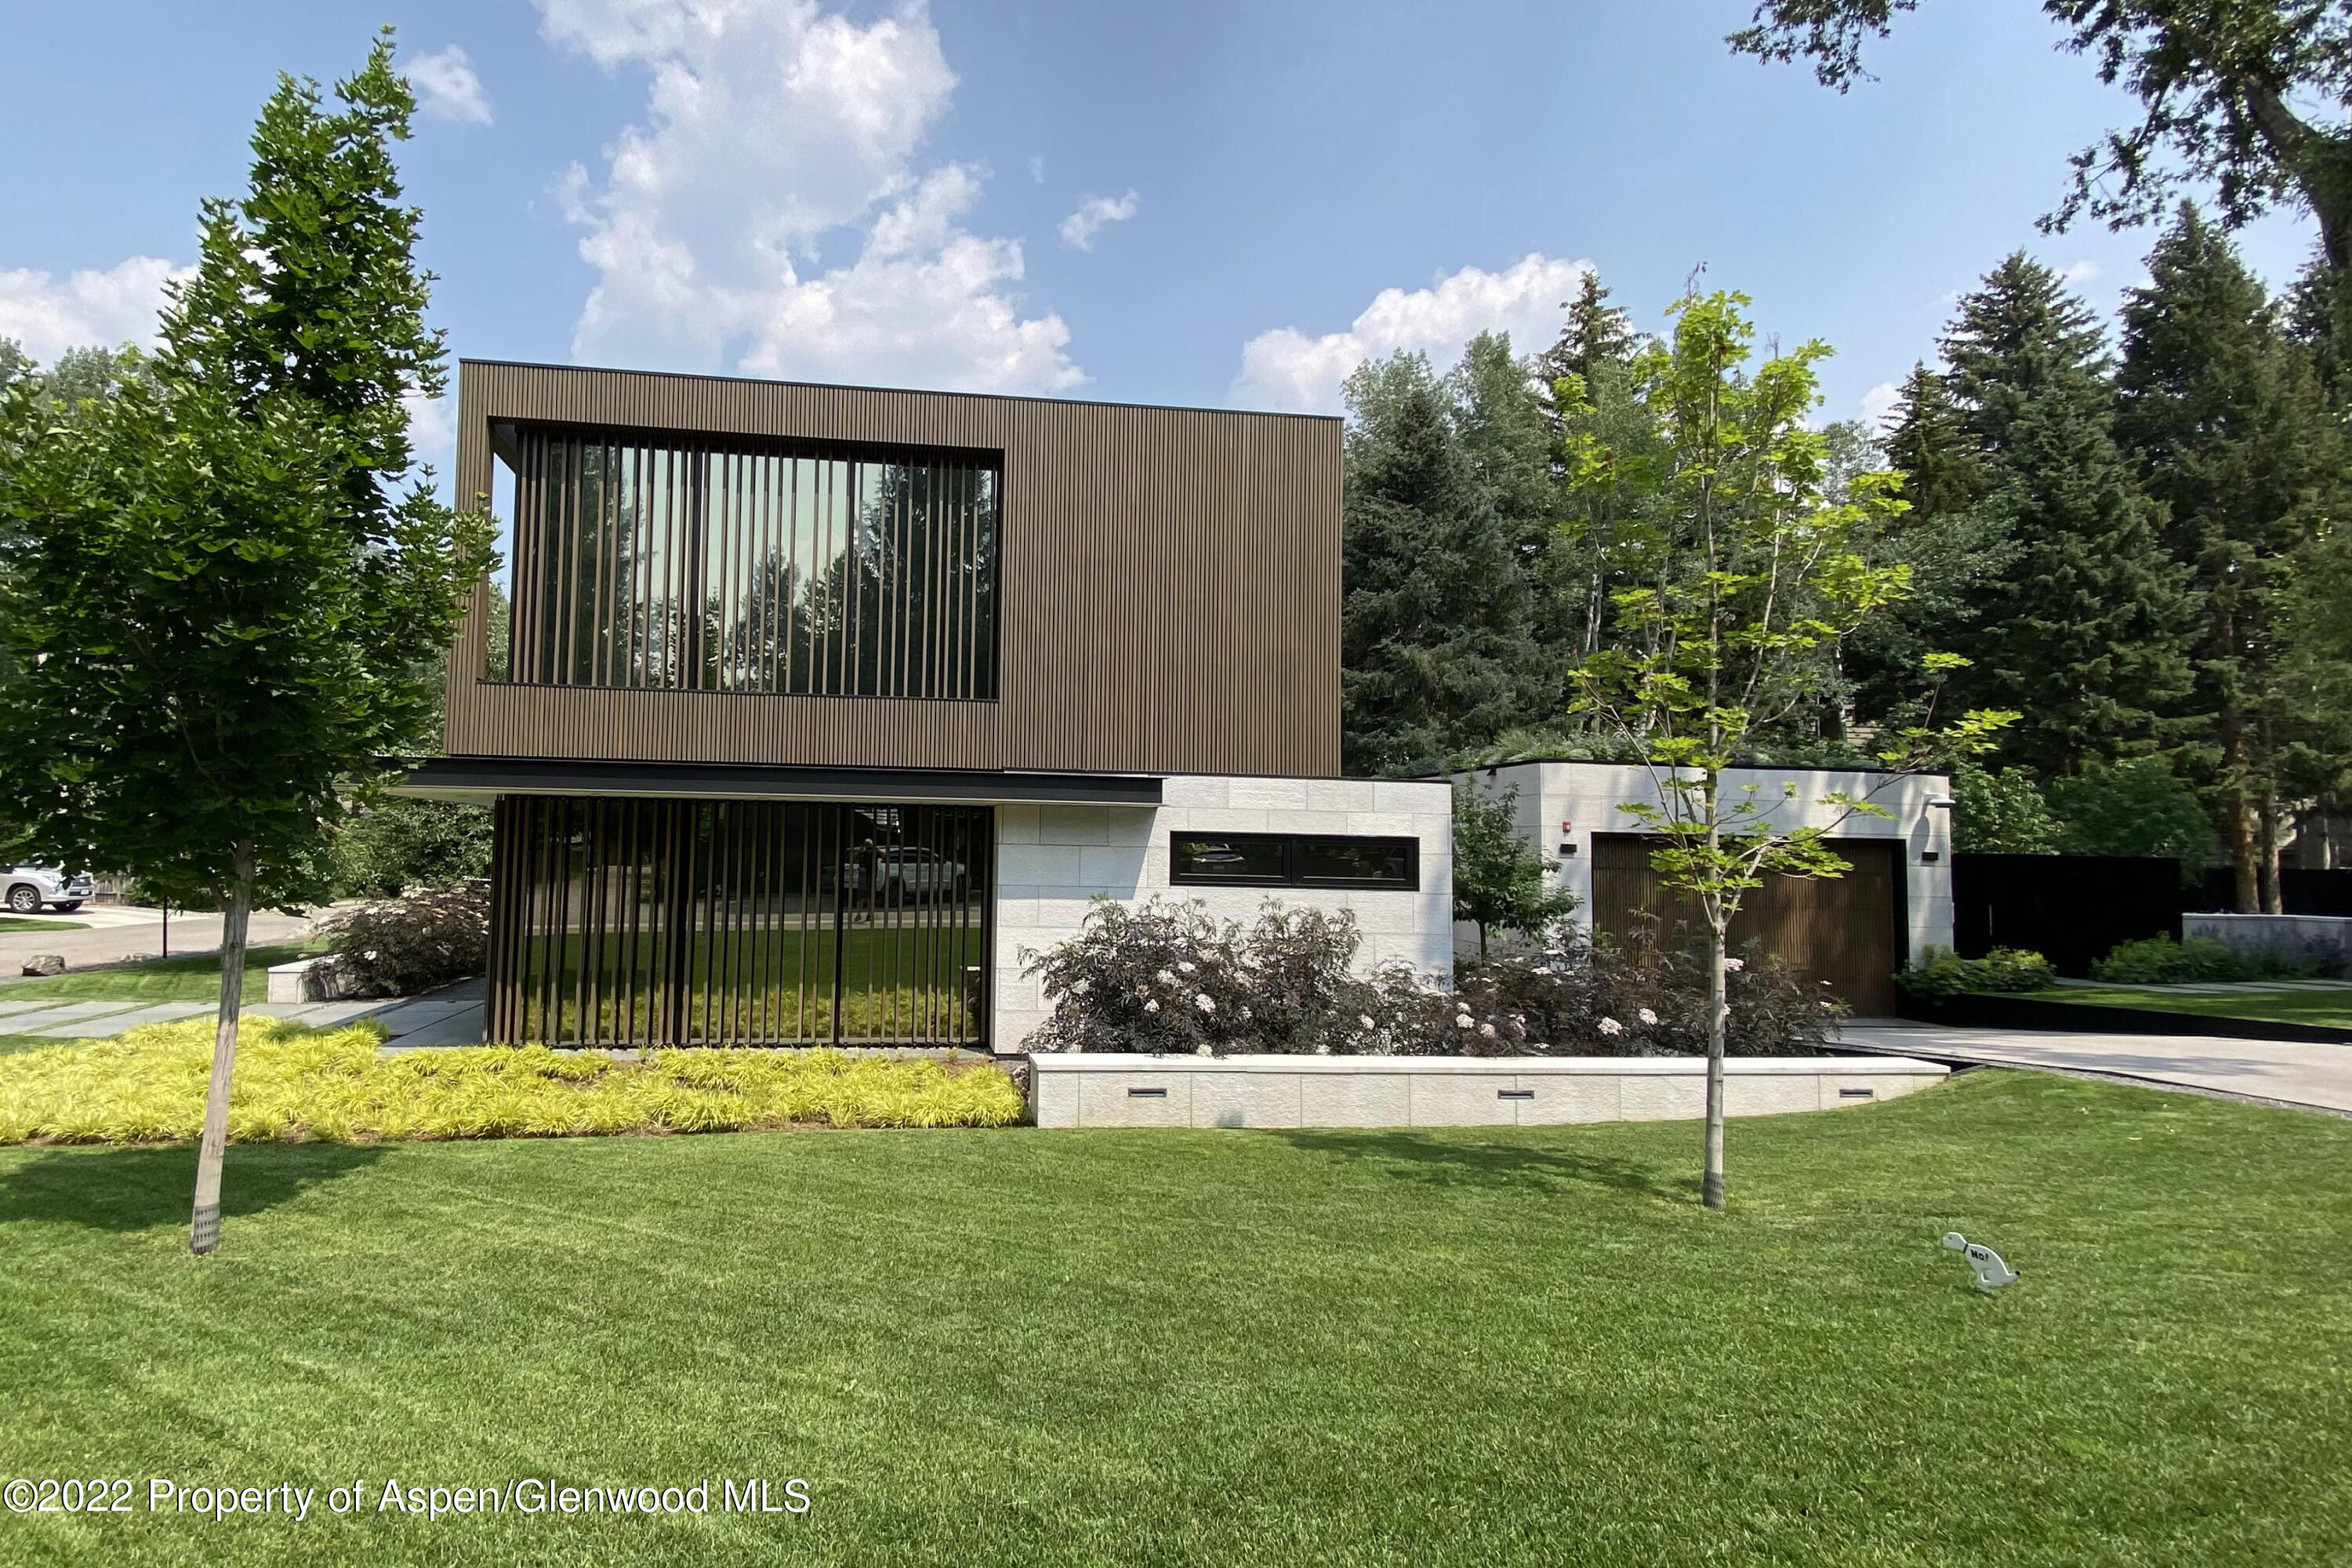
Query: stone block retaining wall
xmin=1029 ymin=1053 xmax=1948 ymax=1130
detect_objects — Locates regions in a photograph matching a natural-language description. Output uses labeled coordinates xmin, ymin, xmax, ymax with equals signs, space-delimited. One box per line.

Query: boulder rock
xmin=21 ymin=953 xmax=66 ymax=977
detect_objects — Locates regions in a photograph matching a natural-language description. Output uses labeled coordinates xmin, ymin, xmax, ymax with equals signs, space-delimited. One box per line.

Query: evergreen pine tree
xmin=1341 ymin=351 xmax=1537 ymax=775
xmin=1937 ymin=252 xmax=2194 ymax=775
xmin=2117 ymin=205 xmax=2352 ymax=909
xmin=1535 ymin=270 xmax=1638 ymax=434
xmin=1842 ymin=363 xmax=2012 ymax=728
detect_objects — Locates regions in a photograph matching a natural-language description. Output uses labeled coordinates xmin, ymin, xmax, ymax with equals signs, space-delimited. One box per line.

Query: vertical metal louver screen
xmin=488 ymin=797 xmax=992 ymax=1048
xmin=506 ymin=430 xmax=1000 ymax=699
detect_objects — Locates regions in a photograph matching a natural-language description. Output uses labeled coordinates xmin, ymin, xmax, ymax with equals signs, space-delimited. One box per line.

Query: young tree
xmin=0 ymin=34 xmax=491 ymax=1255
xmin=1563 ymin=290 xmax=2010 ymax=1210
xmin=2116 ymin=206 xmax=2351 ymax=909
xmin=1938 ymin=253 xmax=2195 ymax=775
xmin=1341 ymin=350 xmax=1540 ymax=774
xmin=1451 ymin=778 xmax=1577 ymax=960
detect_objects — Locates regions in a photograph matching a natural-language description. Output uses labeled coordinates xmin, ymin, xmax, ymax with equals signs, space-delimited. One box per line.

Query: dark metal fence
xmin=2191 ymin=866 xmax=2352 ymax=916
xmin=488 ymin=796 xmax=991 ymax=1048
xmin=504 ymin=426 xmax=1000 ymax=699
xmin=1952 ymin=854 xmax=2183 ymax=978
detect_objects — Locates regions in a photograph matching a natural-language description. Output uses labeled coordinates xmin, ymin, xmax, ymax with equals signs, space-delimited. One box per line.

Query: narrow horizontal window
xmin=1169 ymin=833 xmax=1418 ymax=891
xmin=1169 ymin=833 xmax=1290 ymax=885
xmin=1296 ymin=836 xmax=1417 ymax=889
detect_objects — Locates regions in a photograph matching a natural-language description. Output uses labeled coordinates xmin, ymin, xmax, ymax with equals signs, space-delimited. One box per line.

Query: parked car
xmin=5 ymin=865 xmax=94 ymax=914
xmin=827 ymin=845 xmax=968 ymax=903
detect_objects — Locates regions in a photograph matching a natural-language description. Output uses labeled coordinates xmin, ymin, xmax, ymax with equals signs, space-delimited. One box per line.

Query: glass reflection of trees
xmin=507 ymin=429 xmax=1000 ymax=699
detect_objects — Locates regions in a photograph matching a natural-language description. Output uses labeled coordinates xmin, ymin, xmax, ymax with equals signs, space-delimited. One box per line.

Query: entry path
xmin=1842 ymin=1017 xmax=2352 ymax=1116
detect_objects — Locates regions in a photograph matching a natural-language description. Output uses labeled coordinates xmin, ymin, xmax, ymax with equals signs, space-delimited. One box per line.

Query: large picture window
xmin=499 ymin=424 xmax=1000 ymax=700
xmin=1170 ymin=833 xmax=1419 ymax=891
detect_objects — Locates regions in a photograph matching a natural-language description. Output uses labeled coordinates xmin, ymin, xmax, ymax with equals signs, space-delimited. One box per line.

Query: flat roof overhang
xmin=390 ymin=756 xmax=1163 ymax=808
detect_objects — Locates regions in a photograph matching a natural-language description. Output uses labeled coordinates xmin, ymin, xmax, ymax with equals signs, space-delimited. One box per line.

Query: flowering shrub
xmin=1022 ymin=899 xmax=1376 ymax=1055
xmin=319 ymin=880 xmax=490 ymax=998
xmin=1023 ymin=897 xmax=1842 ymax=1056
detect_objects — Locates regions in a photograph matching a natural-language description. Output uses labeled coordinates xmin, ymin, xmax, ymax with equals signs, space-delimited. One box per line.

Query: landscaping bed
xmin=0 ymin=1018 xmax=1023 ymax=1143
xmin=2 ymin=1070 xmax=2346 ymax=1565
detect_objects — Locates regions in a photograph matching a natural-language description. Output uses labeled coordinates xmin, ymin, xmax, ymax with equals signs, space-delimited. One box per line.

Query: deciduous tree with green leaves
xmin=0 ymin=33 xmax=491 ymax=1255
xmin=1451 ymin=778 xmax=1578 ymax=960
xmin=1561 ymin=289 xmax=2013 ymax=1210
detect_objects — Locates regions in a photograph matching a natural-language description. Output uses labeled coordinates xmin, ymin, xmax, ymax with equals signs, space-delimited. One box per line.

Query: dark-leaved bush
xmin=1022 ymin=897 xmax=1842 ymax=1056
xmin=321 ymin=881 xmax=490 ymax=999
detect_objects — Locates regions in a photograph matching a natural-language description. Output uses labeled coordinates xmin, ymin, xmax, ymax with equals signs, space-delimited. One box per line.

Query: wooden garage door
xmin=1591 ymin=835 xmax=1904 ymax=1015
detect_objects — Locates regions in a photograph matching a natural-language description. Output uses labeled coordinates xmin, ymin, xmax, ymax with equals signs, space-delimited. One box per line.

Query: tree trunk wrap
xmin=190 ymin=844 xmax=254 ymax=1257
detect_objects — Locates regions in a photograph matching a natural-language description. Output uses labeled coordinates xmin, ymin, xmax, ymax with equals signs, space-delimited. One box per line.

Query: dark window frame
xmin=1169 ymin=832 xmax=1420 ymax=891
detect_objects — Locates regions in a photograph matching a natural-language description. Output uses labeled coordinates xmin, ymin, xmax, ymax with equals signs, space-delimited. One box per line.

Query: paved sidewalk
xmin=0 ymin=976 xmax=486 ymax=1051
xmin=0 ymin=906 xmax=319 ymax=978
xmin=1842 ymin=1016 xmax=2352 ymax=1116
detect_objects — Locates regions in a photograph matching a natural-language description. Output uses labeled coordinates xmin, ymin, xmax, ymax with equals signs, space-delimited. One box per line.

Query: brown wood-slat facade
xmin=448 ymin=361 xmax=1343 ymax=777
xmin=1590 ymin=833 xmax=1906 ymax=1015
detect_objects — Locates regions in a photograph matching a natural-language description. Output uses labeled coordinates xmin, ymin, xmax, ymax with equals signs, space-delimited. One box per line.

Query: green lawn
xmin=2041 ymin=984 xmax=2352 ymax=1031
xmin=0 ymin=942 xmax=318 ymax=1007
xmin=0 ymin=916 xmax=89 ymax=932
xmin=2 ymin=1071 xmax=2347 ymax=1565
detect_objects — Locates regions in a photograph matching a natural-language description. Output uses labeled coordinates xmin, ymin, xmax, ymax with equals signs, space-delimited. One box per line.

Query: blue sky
xmin=0 ymin=0 xmax=2324 ymax=466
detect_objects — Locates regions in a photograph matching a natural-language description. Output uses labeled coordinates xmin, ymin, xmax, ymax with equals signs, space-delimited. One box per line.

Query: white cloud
xmin=1057 ymin=190 xmax=1138 ymax=252
xmin=1229 ymin=252 xmax=1591 ymax=414
xmin=410 ymin=45 xmax=494 ymax=125
xmin=2060 ymin=259 xmax=2102 ymax=283
xmin=1028 ymin=154 xmax=1044 ymax=183
xmin=1860 ymin=379 xmax=1902 ymax=427
xmin=538 ymin=0 xmax=1080 ymax=392
xmin=0 ymin=255 xmax=193 ymax=362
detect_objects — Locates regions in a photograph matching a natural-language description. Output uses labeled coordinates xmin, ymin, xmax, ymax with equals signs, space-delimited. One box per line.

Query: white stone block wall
xmin=1456 ymin=760 xmax=1955 ymax=964
xmin=990 ymin=775 xmax=1454 ymax=1052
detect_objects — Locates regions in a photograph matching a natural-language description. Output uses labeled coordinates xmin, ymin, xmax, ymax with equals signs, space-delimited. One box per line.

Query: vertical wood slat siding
xmin=448 ymin=361 xmax=1341 ymax=777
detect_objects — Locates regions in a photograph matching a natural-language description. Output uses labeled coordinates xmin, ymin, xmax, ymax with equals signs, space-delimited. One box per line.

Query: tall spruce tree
xmin=1938 ymin=252 xmax=2194 ymax=775
xmin=1843 ymin=364 xmax=2013 ymax=727
xmin=1535 ymin=270 xmax=1639 ymax=434
xmin=2116 ymin=206 xmax=2352 ymax=909
xmin=1341 ymin=350 xmax=1537 ymax=774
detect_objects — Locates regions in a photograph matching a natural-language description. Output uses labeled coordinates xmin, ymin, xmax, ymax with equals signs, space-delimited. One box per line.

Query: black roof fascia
xmin=390 ymin=756 xmax=1163 ymax=807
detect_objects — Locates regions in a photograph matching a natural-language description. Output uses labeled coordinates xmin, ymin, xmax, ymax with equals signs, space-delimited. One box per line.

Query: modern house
xmin=1460 ymin=760 xmax=1954 ymax=1015
xmin=397 ymin=361 xmax=1454 ymax=1053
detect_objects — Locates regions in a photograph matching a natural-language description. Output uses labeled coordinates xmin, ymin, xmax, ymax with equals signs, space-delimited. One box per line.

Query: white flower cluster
xmin=1598 ymin=1016 xmax=1623 ymax=1037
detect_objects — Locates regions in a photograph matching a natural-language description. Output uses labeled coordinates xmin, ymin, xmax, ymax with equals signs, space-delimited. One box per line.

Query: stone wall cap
xmin=1028 ymin=1052 xmax=1947 ymax=1076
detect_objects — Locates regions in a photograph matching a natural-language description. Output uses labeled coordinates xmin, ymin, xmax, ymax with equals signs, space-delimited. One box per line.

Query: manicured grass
xmin=0 ymin=916 xmax=89 ymax=931
xmin=2039 ymin=984 xmax=2352 ymax=1031
xmin=0 ymin=942 xmax=319 ymax=1006
xmin=0 ymin=1017 xmax=1024 ymax=1142
xmin=0 ymin=1034 xmax=52 ymax=1057
xmin=2 ymin=1071 xmax=2347 ymax=1565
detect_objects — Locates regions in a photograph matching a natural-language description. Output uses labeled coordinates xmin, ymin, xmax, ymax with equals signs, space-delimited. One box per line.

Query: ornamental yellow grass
xmin=0 ymin=1016 xmax=1026 ymax=1144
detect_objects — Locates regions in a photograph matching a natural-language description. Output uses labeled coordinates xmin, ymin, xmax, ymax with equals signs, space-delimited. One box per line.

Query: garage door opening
xmin=1589 ymin=834 xmax=1905 ymax=1015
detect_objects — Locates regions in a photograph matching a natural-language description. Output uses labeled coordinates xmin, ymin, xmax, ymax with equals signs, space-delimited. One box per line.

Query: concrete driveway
xmin=0 ymin=905 xmax=321 ymax=983
xmin=1842 ymin=1017 xmax=2352 ymax=1116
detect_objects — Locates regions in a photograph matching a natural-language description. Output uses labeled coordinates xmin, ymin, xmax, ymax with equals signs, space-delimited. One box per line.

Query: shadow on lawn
xmin=0 ymin=1143 xmax=388 ymax=1232
xmin=1271 ymin=1129 xmax=1689 ymax=1200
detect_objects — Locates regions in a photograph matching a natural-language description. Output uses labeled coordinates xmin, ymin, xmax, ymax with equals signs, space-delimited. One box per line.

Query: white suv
xmin=5 ymin=866 xmax=93 ymax=915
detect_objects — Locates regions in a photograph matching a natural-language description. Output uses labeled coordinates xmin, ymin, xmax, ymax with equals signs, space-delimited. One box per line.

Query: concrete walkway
xmin=1842 ymin=1016 xmax=2352 ymax=1116
xmin=0 ymin=975 xmax=486 ymax=1051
